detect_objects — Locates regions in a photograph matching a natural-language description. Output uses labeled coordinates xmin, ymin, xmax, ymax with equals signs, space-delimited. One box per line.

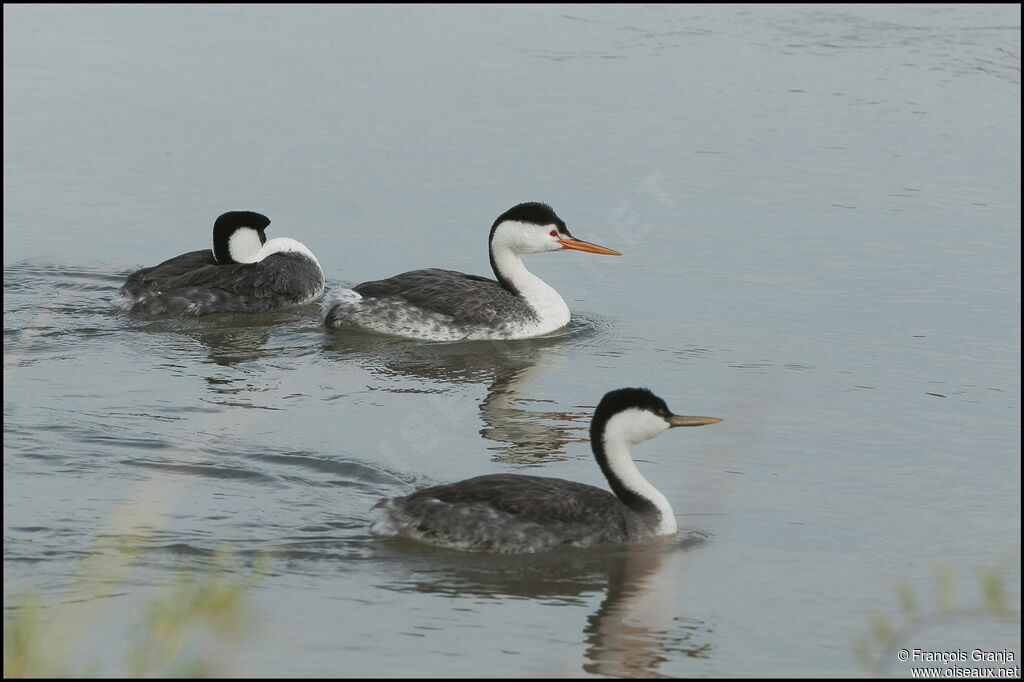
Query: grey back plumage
xmin=122 ymin=249 xmax=323 ymax=316
xmin=375 ymin=473 xmax=658 ymax=554
xmin=324 ymin=268 xmax=540 ymax=339
xmin=353 ymin=268 xmax=537 ymax=327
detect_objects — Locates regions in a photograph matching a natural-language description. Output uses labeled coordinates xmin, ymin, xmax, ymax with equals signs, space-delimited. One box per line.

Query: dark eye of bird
xmin=657 ymin=407 xmax=666 ymax=415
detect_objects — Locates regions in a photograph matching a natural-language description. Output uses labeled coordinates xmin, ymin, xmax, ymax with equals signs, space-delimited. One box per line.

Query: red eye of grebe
xmin=549 ymin=230 xmax=557 ymax=237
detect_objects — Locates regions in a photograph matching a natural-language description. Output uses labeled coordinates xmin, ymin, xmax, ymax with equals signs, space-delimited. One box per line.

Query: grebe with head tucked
xmin=322 ymin=202 xmax=620 ymax=341
xmin=121 ymin=211 xmax=324 ymax=316
xmin=371 ymin=388 xmax=722 ymax=554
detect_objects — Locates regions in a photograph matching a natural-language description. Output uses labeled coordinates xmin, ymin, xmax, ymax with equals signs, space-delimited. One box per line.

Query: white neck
xmin=490 ymin=247 xmax=570 ymax=333
xmin=601 ymin=410 xmax=676 ymax=536
xmin=251 ymin=237 xmax=322 ymax=270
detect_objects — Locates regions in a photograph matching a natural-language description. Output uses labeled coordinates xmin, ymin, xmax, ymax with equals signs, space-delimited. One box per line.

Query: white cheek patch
xmin=492 ymin=221 xmax=561 ymax=255
xmin=603 ymin=408 xmax=670 ymax=446
xmin=227 ymin=227 xmax=265 ymax=264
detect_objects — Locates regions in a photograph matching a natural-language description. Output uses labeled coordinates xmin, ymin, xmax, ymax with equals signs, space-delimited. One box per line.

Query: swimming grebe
xmin=371 ymin=388 xmax=721 ymax=553
xmin=121 ymin=210 xmax=323 ymax=316
xmin=322 ymin=202 xmax=620 ymax=341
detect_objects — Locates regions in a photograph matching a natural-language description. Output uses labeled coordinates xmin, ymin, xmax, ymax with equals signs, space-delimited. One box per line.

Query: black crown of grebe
xmin=371 ymin=388 xmax=722 ymax=554
xmin=121 ymin=210 xmax=324 ymax=316
xmin=322 ymin=202 xmax=621 ymax=341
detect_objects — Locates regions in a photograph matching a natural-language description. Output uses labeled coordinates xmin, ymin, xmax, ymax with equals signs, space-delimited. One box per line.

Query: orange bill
xmin=557 ymin=238 xmax=622 ymax=256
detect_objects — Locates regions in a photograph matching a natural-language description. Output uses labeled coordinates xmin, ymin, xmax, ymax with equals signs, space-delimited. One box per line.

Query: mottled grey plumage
xmin=353 ymin=269 xmax=534 ymax=326
xmin=123 ymin=250 xmax=323 ymax=316
xmin=323 ymin=268 xmax=538 ymax=339
xmin=375 ymin=473 xmax=657 ymax=554
xmin=120 ymin=211 xmax=323 ymax=316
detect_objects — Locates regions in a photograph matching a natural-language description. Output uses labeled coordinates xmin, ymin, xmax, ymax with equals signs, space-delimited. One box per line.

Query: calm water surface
xmin=4 ymin=4 xmax=1020 ymax=677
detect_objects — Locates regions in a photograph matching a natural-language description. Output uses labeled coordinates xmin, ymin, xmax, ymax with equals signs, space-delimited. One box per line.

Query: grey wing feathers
xmin=243 ymin=252 xmax=324 ymax=300
xmin=353 ymin=269 xmax=532 ymax=326
xmin=121 ymin=250 xmax=216 ymax=298
xmin=122 ymin=251 xmax=323 ymax=315
xmin=383 ymin=474 xmax=631 ymax=553
xmin=411 ymin=474 xmax=625 ymax=529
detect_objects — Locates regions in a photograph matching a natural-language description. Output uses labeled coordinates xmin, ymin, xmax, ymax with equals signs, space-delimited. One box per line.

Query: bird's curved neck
xmin=252 ymin=237 xmax=321 ymax=270
xmin=489 ymin=245 xmax=569 ymax=329
xmin=592 ymin=415 xmax=677 ymax=535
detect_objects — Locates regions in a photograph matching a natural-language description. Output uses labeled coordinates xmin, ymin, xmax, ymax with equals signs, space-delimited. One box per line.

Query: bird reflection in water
xmin=374 ymin=533 xmax=712 ymax=677
xmin=320 ymin=317 xmax=606 ymax=463
xmin=581 ymin=537 xmax=712 ymax=678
